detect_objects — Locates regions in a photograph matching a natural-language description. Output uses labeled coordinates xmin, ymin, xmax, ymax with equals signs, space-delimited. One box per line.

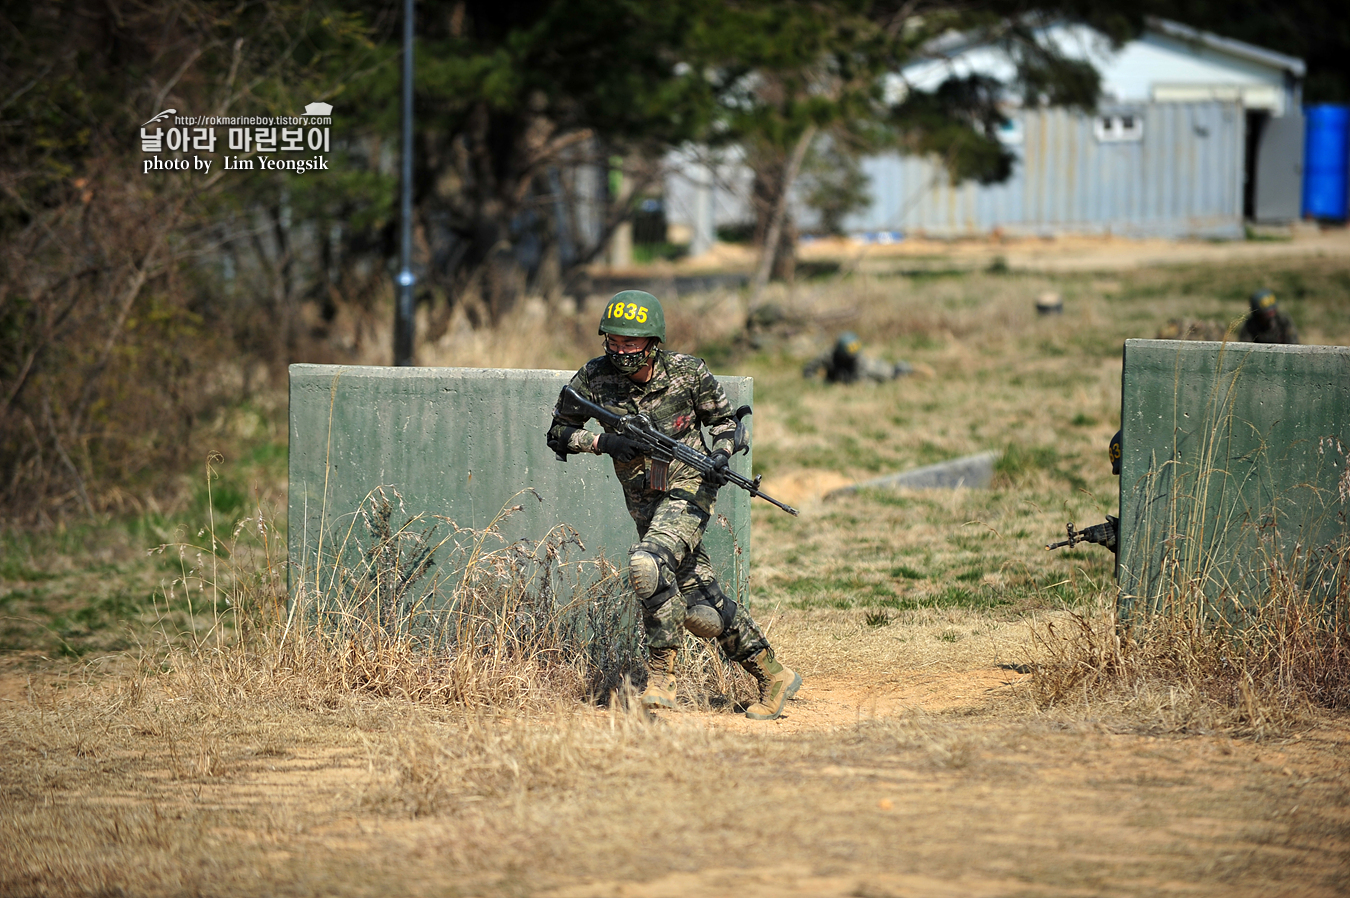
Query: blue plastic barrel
xmin=1303 ymin=105 xmax=1350 ymax=221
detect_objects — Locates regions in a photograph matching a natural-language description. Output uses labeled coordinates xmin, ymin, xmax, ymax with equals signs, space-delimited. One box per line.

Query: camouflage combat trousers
xmin=626 ymin=485 xmax=768 ymax=663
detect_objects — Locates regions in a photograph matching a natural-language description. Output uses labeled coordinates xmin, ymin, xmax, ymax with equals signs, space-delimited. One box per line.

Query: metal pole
xmin=691 ymin=157 xmax=714 ymax=257
xmin=394 ymin=0 xmax=416 ymax=366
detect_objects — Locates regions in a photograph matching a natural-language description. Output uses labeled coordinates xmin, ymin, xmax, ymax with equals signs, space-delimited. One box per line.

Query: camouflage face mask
xmin=605 ymin=341 xmax=652 ymax=374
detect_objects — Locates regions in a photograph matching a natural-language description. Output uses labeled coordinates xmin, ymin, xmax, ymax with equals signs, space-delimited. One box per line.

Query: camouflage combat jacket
xmin=1239 ymin=311 xmax=1300 ymax=345
xmin=549 ymin=351 xmax=736 ymax=510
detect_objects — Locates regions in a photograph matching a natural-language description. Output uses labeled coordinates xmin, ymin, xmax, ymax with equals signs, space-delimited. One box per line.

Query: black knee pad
xmin=682 ymin=582 xmax=737 ymax=639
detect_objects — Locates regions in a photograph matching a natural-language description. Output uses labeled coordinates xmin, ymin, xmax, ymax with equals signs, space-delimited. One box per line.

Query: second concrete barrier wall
xmin=1119 ymin=339 xmax=1350 ymax=619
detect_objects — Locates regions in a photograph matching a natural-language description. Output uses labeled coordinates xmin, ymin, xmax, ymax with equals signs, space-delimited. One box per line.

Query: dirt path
xmin=541 ymin=668 xmax=1350 ymax=898
xmin=669 ymin=666 xmax=1033 ymax=736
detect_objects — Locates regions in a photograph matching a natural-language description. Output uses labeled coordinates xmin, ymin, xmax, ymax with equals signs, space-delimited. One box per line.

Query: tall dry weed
xmin=152 ymin=477 xmax=758 ymax=716
xmin=142 ymin=477 xmax=639 ymax=713
xmin=1029 ymin=560 xmax=1350 ymax=734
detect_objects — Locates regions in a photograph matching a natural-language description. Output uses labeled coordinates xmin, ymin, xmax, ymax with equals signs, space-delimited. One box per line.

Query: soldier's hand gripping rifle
xmin=553 ymin=385 xmax=800 ymax=517
xmin=1046 ymin=515 xmax=1118 ymax=552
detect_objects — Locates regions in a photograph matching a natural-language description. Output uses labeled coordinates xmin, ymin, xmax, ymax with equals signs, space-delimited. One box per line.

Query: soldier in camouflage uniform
xmin=1047 ymin=429 xmax=1120 ymax=559
xmin=548 ymin=291 xmax=802 ymax=720
xmin=803 ymin=332 xmax=913 ymax=384
xmin=1239 ymin=289 xmax=1299 ymax=345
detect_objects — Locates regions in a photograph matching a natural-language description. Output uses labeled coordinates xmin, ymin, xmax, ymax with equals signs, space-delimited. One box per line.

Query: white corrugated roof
xmin=1147 ymin=17 xmax=1305 ymax=77
xmin=896 ymin=18 xmax=1304 ymax=109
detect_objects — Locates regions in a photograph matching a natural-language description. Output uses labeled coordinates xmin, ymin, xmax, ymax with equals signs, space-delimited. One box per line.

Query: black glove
xmin=706 ymin=449 xmax=732 ymax=488
xmin=596 ymin=433 xmax=642 ymax=463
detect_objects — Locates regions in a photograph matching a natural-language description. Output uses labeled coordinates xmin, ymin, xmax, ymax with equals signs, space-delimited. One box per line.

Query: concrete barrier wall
xmin=1119 ymin=339 xmax=1350 ymax=618
xmin=287 ymin=364 xmax=753 ymax=608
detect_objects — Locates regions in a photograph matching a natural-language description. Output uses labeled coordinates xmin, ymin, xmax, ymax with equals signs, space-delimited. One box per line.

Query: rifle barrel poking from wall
xmin=1046 ymin=516 xmax=1119 ymax=553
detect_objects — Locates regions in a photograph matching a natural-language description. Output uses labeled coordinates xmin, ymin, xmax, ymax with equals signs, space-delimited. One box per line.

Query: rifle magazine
xmin=648 ymin=459 xmax=670 ymax=492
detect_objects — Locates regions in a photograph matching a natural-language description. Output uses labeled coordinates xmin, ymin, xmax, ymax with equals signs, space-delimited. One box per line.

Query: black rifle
xmin=1046 ymin=515 xmax=1118 ymax=552
xmin=553 ymin=385 xmax=799 ymax=517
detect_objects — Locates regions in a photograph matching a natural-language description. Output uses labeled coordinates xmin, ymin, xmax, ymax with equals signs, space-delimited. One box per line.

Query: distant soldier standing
xmin=547 ymin=291 xmax=802 ymax=720
xmin=803 ymin=332 xmax=913 ymax=384
xmin=1239 ymin=289 xmax=1299 ymax=344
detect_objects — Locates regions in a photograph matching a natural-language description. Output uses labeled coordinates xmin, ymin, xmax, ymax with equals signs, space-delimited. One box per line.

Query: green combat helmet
xmin=599 ymin=290 xmax=666 ymax=341
xmin=600 ymin=290 xmax=665 ymax=375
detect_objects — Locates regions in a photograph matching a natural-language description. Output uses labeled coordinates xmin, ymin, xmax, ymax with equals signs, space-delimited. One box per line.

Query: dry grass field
xmin=3 ymin=235 xmax=1349 ymax=896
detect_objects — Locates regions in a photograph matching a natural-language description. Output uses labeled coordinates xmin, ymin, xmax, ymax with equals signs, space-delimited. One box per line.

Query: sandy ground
xmin=4 ymin=625 xmax=1346 ymax=898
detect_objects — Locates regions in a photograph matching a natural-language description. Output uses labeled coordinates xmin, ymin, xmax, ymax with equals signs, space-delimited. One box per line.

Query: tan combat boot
xmin=741 ymin=648 xmax=802 ymax=720
xmin=641 ymin=647 xmax=678 ymax=710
